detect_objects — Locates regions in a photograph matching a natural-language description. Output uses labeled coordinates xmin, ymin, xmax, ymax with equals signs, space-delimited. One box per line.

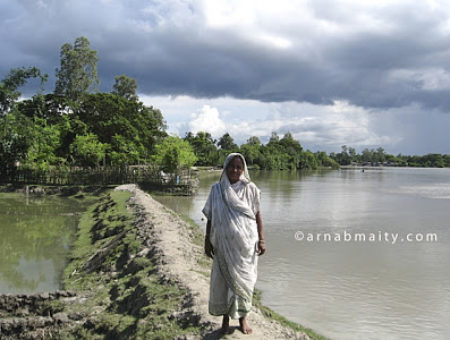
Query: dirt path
xmin=115 ymin=184 xmax=309 ymax=340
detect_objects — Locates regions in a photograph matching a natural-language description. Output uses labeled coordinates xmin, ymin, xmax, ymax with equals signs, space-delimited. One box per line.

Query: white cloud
xmin=188 ymin=105 xmax=227 ymax=137
xmin=258 ymin=34 xmax=292 ymax=49
xmin=222 ymin=100 xmax=396 ymax=148
xmin=142 ymin=95 xmax=399 ymax=152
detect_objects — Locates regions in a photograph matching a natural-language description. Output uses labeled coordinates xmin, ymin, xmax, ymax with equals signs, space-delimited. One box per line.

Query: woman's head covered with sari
xmin=220 ymin=153 xmax=251 ymax=185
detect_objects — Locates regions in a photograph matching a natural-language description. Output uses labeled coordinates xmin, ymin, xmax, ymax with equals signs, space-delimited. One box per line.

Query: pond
xmin=0 ymin=192 xmax=90 ymax=294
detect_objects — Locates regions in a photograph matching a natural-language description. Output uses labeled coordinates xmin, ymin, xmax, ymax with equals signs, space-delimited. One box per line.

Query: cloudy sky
xmin=2 ymin=0 xmax=450 ymax=154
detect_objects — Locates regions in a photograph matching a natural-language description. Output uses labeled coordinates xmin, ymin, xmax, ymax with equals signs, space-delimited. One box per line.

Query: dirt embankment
xmin=0 ymin=184 xmax=315 ymax=339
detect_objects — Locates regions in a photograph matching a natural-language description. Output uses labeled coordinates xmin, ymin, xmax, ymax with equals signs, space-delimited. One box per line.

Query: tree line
xmin=183 ymin=131 xmax=339 ymax=170
xmin=330 ymin=146 xmax=450 ymax=168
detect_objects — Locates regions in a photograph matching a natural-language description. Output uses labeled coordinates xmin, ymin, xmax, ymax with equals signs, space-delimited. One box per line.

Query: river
xmin=155 ymin=167 xmax=450 ymax=340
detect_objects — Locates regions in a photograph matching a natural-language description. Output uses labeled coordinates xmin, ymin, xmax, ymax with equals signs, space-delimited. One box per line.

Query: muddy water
xmin=0 ymin=193 xmax=88 ymax=294
xmin=156 ymin=168 xmax=450 ymax=340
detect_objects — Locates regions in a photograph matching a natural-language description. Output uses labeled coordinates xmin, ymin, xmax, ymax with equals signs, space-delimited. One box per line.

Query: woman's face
xmin=226 ymin=156 xmax=244 ymax=184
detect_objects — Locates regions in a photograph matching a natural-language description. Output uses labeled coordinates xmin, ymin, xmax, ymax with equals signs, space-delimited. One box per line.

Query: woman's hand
xmin=255 ymin=212 xmax=265 ymax=256
xmin=205 ymin=237 xmax=214 ymax=258
xmin=257 ymin=239 xmax=266 ymax=256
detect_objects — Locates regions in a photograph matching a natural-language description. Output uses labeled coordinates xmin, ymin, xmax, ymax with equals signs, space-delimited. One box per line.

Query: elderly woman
xmin=203 ymin=153 xmax=266 ymax=334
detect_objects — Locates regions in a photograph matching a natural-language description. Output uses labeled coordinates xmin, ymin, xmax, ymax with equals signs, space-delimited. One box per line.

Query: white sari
xmin=202 ymin=153 xmax=261 ymax=319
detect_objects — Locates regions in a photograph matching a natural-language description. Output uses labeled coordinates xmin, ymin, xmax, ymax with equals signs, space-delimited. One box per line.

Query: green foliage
xmin=184 ymin=131 xmax=335 ymax=170
xmin=76 ymin=93 xmax=166 ymax=164
xmin=2 ymin=91 xmax=166 ymax=173
xmin=112 ymin=74 xmax=138 ymax=101
xmin=250 ymin=132 xmax=307 ymax=170
xmin=55 ymin=36 xmax=99 ymax=101
xmin=268 ymin=131 xmax=280 ymax=144
xmin=70 ymin=133 xmax=108 ymax=168
xmin=315 ymin=151 xmax=340 ymax=169
xmin=216 ymin=133 xmax=239 ymax=165
xmin=184 ymin=131 xmax=219 ymax=166
xmin=240 ymin=136 xmax=262 ymax=166
xmin=403 ymin=153 xmax=446 ymax=167
xmin=25 ymin=117 xmax=64 ymax=171
xmin=330 ymin=146 xmax=449 ymax=168
xmin=110 ymin=134 xmax=141 ymax=166
xmin=260 ymin=142 xmax=291 ymax=170
xmin=217 ymin=132 xmax=238 ymax=151
xmin=247 ymin=136 xmax=261 ymax=145
xmin=153 ymin=136 xmax=197 ymax=173
xmin=334 ymin=145 xmax=351 ymax=165
xmin=0 ymin=66 xmax=47 ymax=113
xmin=240 ymin=144 xmax=261 ymax=166
xmin=444 ymin=155 xmax=450 ymax=167
xmin=14 ymin=90 xmax=166 ymax=169
xmin=0 ymin=112 xmax=34 ymax=176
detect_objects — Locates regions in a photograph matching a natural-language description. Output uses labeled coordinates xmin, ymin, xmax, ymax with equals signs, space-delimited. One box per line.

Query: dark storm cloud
xmin=2 ymin=0 xmax=450 ymax=112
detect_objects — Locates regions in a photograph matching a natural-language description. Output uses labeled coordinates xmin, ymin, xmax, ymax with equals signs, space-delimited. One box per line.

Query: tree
xmin=361 ymin=148 xmax=374 ymax=163
xmin=216 ymin=133 xmax=239 ymax=165
xmin=315 ymin=151 xmax=340 ymax=169
xmin=375 ymin=147 xmax=386 ymax=163
xmin=349 ymin=147 xmax=357 ymax=163
xmin=184 ymin=131 xmax=219 ymax=166
xmin=246 ymin=136 xmax=261 ymax=145
xmin=0 ymin=112 xmax=33 ymax=177
xmin=299 ymin=150 xmax=318 ymax=170
xmin=24 ymin=117 xmax=63 ymax=171
xmin=70 ymin=133 xmax=108 ymax=168
xmin=422 ymin=153 xmax=445 ymax=167
xmin=280 ymin=132 xmax=302 ymax=154
xmin=153 ymin=136 xmax=197 ymax=173
xmin=110 ymin=134 xmax=142 ymax=166
xmin=444 ymin=155 xmax=450 ymax=167
xmin=268 ymin=131 xmax=280 ymax=144
xmin=0 ymin=67 xmax=47 ymax=114
xmin=75 ymin=93 xmax=166 ymax=162
xmin=259 ymin=143 xmax=290 ymax=169
xmin=55 ymin=36 xmax=99 ymax=101
xmin=279 ymin=132 xmax=303 ymax=169
xmin=240 ymin=143 xmax=261 ymax=167
xmin=112 ymin=75 xmax=138 ymax=101
xmin=217 ymin=133 xmax=238 ymax=151
xmin=240 ymin=136 xmax=262 ymax=166
xmin=339 ymin=145 xmax=351 ymax=165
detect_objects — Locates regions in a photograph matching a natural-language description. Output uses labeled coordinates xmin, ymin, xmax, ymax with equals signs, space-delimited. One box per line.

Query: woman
xmin=203 ymin=153 xmax=266 ymax=334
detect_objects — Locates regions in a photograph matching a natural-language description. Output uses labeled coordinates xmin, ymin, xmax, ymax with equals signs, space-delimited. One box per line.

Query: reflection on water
xmin=0 ymin=193 xmax=87 ymax=294
xmin=156 ymin=168 xmax=450 ymax=340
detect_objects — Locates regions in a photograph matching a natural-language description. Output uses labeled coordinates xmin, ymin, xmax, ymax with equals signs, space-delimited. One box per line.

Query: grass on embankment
xmin=63 ymin=188 xmax=327 ymax=339
xmin=62 ymin=190 xmax=199 ymax=339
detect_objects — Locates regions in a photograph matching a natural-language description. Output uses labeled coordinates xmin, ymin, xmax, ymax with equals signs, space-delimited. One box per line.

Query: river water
xmin=155 ymin=167 xmax=450 ymax=340
xmin=0 ymin=193 xmax=88 ymax=294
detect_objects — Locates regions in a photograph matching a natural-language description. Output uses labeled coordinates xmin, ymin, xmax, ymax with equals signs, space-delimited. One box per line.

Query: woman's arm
xmin=256 ymin=211 xmax=266 ymax=255
xmin=205 ymin=219 xmax=214 ymax=258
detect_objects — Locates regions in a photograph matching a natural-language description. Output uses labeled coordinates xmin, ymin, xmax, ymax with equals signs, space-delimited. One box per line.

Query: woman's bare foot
xmin=221 ymin=315 xmax=230 ymax=334
xmin=239 ymin=316 xmax=253 ymax=334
